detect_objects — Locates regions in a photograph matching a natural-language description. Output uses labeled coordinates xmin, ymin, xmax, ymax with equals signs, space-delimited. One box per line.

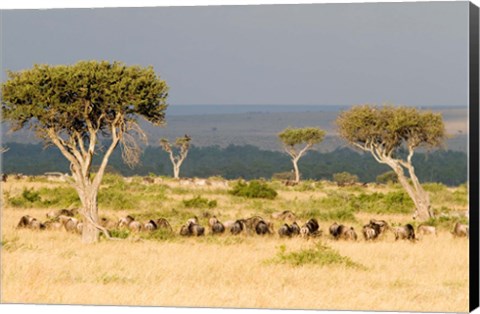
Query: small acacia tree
xmin=336 ymin=105 xmax=446 ymax=221
xmin=1 ymin=61 xmax=168 ymax=243
xmin=160 ymin=134 xmax=191 ymax=179
xmin=278 ymin=127 xmax=326 ymax=183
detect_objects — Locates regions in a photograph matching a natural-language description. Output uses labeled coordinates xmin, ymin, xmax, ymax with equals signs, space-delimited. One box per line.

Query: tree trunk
xmin=390 ymin=163 xmax=432 ymax=221
xmin=80 ymin=190 xmax=100 ymax=244
xmin=173 ymin=164 xmax=180 ymax=179
xmin=414 ymin=191 xmax=432 ymax=221
xmin=292 ymin=158 xmax=300 ymax=183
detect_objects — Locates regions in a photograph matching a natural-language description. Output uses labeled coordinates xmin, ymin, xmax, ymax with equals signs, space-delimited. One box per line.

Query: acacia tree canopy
xmin=278 ymin=127 xmax=326 ymax=148
xmin=337 ymin=105 xmax=445 ymax=156
xmin=2 ymin=61 xmax=168 ymax=136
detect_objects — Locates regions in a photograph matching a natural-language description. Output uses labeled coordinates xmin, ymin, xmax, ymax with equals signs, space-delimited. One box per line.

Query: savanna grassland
xmin=0 ymin=175 xmax=470 ymax=312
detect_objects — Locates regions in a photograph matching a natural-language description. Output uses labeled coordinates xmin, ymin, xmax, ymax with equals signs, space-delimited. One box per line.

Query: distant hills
xmin=1 ymin=104 xmax=468 ymax=153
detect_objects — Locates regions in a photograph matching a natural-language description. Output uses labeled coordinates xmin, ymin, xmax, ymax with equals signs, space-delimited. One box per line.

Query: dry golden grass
xmin=1 ymin=211 xmax=468 ymax=311
xmin=0 ymin=179 xmax=469 ymax=312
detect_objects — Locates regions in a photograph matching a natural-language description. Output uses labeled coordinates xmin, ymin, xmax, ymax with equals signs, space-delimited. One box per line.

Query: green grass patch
xmin=7 ymin=187 xmax=81 ymax=208
xmin=109 ymin=229 xmax=131 ymax=239
xmin=350 ymin=191 xmax=414 ymax=214
xmin=229 ymin=180 xmax=278 ymax=200
xmin=183 ymin=196 xmax=217 ymax=209
xmin=140 ymin=229 xmax=176 ymax=241
xmin=268 ymin=243 xmax=365 ymax=269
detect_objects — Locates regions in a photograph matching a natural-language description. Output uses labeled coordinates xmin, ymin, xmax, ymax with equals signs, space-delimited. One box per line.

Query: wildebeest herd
xmin=15 ymin=208 xmax=469 ymax=242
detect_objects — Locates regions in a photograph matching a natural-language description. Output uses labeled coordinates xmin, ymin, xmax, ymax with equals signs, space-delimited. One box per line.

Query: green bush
xmin=183 ymin=196 xmax=217 ymax=209
xmin=332 ymin=172 xmax=359 ymax=187
xmin=376 ymin=171 xmax=398 ymax=184
xmin=229 ymin=180 xmax=278 ymax=200
xmin=350 ymin=191 xmax=414 ymax=214
xmin=109 ymin=229 xmax=131 ymax=239
xmin=269 ymin=243 xmax=365 ymax=269
xmin=22 ymin=188 xmax=41 ymax=203
xmin=8 ymin=187 xmax=81 ymax=208
xmin=318 ymin=208 xmax=357 ymax=222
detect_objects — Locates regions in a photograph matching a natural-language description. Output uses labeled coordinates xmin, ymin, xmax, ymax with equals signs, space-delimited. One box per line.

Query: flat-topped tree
xmin=1 ymin=61 xmax=168 ymax=243
xmin=160 ymin=134 xmax=191 ymax=179
xmin=336 ymin=105 xmax=446 ymax=221
xmin=278 ymin=127 xmax=326 ymax=183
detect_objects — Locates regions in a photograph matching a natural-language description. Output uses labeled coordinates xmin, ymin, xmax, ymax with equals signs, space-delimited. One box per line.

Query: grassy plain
xmin=0 ymin=176 xmax=469 ymax=312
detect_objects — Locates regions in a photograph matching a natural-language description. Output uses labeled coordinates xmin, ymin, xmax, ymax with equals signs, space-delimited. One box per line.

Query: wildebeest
xmin=209 ymin=216 xmax=219 ymax=227
xmin=290 ymin=222 xmax=300 ymax=235
xmin=392 ymin=224 xmax=415 ymax=241
xmin=44 ymin=220 xmax=63 ymax=231
xmin=180 ymin=224 xmax=191 ymax=236
xmin=452 ymin=222 xmax=468 ymax=238
xmin=278 ymin=224 xmax=292 ymax=237
xmin=118 ymin=215 xmax=142 ymax=232
xmin=129 ymin=221 xmax=143 ymax=232
xmin=344 ymin=227 xmax=358 ymax=241
xmin=211 ymin=221 xmax=225 ymax=234
xmin=362 ymin=225 xmax=377 ymax=241
xmin=362 ymin=219 xmax=389 ymax=240
xmin=154 ymin=218 xmax=173 ymax=232
xmin=255 ymin=220 xmax=271 ymax=235
xmin=369 ymin=219 xmax=389 ymax=234
xmin=187 ymin=216 xmax=199 ymax=225
xmin=243 ymin=216 xmax=273 ymax=235
xmin=17 ymin=215 xmax=45 ymax=230
xmin=417 ymin=224 xmax=437 ymax=239
xmin=300 ymin=218 xmax=320 ymax=238
xmin=118 ymin=215 xmax=135 ymax=228
xmin=329 ymin=222 xmax=342 ymax=239
xmin=64 ymin=218 xmax=81 ymax=233
xmin=46 ymin=208 xmax=77 ymax=219
xmin=2 ymin=173 xmax=7 ymax=182
xmin=179 ymin=219 xmax=205 ymax=237
xmin=278 ymin=222 xmax=301 ymax=238
xmin=244 ymin=216 xmax=264 ymax=233
xmin=230 ymin=219 xmax=246 ymax=235
xmin=144 ymin=220 xmax=158 ymax=231
xmin=208 ymin=216 xmax=225 ymax=235
xmin=100 ymin=217 xmax=117 ymax=230
xmin=329 ymin=222 xmax=357 ymax=241
xmin=190 ymin=222 xmax=205 ymax=236
xmin=271 ymin=210 xmax=296 ymax=221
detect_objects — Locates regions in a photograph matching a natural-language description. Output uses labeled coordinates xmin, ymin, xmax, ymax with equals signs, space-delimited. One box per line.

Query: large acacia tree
xmin=1 ymin=61 xmax=168 ymax=243
xmin=278 ymin=127 xmax=326 ymax=183
xmin=336 ymin=105 xmax=446 ymax=221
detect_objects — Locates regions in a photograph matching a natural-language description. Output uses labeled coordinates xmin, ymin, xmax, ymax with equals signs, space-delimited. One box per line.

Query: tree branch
xmin=46 ymin=128 xmax=83 ymax=177
xmin=92 ymin=114 xmax=122 ymax=189
xmin=297 ymin=143 xmax=313 ymax=160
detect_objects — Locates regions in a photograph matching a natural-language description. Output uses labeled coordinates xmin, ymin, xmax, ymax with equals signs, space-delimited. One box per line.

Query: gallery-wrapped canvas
xmin=0 ymin=1 xmax=479 ymax=313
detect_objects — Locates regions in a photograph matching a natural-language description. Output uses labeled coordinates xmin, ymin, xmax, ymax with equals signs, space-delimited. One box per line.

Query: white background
xmin=0 ymin=1 xmax=478 ymax=314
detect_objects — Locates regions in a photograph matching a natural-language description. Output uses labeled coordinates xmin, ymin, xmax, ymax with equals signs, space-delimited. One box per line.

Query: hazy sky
xmin=1 ymin=1 xmax=470 ymax=106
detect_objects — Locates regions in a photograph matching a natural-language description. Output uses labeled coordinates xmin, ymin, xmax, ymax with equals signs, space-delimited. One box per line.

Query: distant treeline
xmin=1 ymin=142 xmax=468 ymax=186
